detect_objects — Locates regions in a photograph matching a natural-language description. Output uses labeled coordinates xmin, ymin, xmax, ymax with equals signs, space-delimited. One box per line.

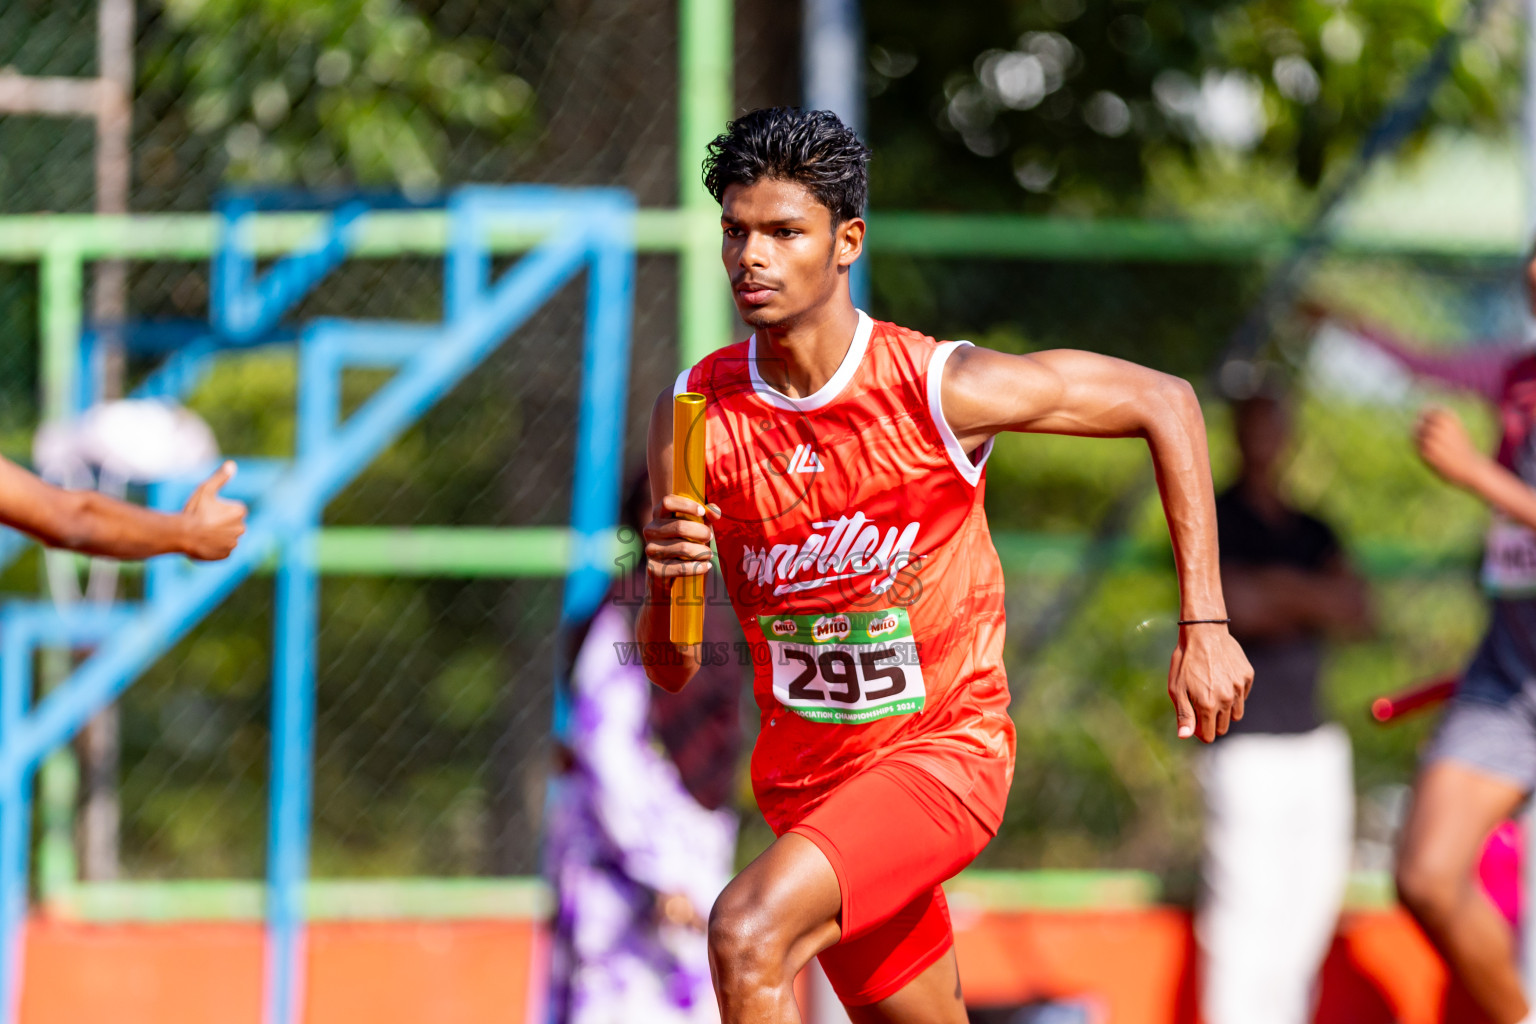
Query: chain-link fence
xmin=0 ymin=0 xmax=793 ymax=887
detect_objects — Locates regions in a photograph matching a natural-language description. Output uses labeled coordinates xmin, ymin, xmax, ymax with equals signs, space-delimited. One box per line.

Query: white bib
xmin=1482 ymin=517 xmax=1536 ymax=597
xmin=757 ymin=607 xmax=927 ymax=724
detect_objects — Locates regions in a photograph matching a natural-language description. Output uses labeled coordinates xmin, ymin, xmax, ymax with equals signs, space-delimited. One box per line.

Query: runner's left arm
xmin=941 ymin=345 xmax=1253 ymax=742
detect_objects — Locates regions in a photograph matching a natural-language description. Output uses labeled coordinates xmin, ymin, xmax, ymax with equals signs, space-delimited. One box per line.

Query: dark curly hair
xmin=702 ymin=107 xmax=871 ymax=223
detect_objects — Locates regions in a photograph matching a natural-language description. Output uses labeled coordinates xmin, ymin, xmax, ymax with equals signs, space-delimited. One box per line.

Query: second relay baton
xmin=670 ymin=393 xmax=707 ymax=644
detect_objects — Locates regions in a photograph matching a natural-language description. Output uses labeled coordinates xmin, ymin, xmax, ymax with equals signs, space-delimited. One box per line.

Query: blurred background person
xmin=1316 ymin=251 xmax=1536 ymax=1024
xmin=545 ymin=467 xmax=747 ymax=1024
xmin=1198 ymin=389 xmax=1372 ymax=1024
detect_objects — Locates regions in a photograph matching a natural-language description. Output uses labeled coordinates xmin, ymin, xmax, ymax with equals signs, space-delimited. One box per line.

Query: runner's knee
xmin=1395 ymin=847 xmax=1463 ymax=924
xmin=708 ymin=881 xmax=793 ymax=986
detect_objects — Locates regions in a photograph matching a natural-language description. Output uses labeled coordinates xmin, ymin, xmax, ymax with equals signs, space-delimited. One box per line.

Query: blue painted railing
xmin=0 ymin=185 xmax=636 ymax=1024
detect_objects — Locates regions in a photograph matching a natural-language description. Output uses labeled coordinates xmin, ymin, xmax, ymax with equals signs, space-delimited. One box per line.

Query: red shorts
xmin=787 ymin=759 xmax=995 ymax=1006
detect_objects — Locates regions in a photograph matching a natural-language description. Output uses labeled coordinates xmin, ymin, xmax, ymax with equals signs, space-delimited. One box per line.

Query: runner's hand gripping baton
xmin=670 ymin=393 xmax=707 ymax=645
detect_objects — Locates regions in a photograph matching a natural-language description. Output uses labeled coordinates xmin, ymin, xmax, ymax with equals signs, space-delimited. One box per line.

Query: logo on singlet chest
xmin=739 ymin=511 xmax=921 ymax=597
xmin=785 ymin=444 xmax=825 ymax=474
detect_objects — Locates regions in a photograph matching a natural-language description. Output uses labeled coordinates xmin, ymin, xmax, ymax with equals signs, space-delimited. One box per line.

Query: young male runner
xmin=0 ymin=456 xmax=244 ymax=561
xmin=637 ymin=107 xmax=1252 ymax=1023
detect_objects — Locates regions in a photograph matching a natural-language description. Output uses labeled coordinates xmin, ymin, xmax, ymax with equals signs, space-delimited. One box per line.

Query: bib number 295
xmin=783 ymin=648 xmax=906 ymax=704
xmin=758 ymin=608 xmax=927 ymax=725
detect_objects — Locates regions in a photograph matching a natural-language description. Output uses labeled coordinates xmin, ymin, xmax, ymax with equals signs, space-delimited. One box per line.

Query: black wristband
xmin=1177 ymin=618 xmax=1231 ymax=626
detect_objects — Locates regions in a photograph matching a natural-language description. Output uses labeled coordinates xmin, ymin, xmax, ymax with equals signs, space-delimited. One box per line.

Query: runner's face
xmin=720 ymin=179 xmax=864 ymax=329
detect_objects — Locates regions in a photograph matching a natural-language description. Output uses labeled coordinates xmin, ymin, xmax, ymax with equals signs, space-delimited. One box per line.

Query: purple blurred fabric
xmin=647 ymin=577 xmax=746 ymax=811
xmin=545 ymin=599 xmax=738 ymax=1024
xmin=1342 ymin=317 xmax=1521 ymax=402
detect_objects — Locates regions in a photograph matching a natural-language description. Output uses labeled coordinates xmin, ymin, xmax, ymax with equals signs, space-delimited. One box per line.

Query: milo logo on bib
xmin=812 ymin=615 xmax=850 ymax=643
xmin=756 ymin=607 xmax=926 ymax=725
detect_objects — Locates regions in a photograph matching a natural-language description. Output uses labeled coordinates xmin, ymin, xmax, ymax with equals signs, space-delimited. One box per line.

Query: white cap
xmin=34 ymin=399 xmax=220 ymax=484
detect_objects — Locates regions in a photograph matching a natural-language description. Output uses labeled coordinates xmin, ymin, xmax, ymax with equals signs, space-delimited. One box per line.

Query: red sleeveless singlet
xmin=676 ymin=311 xmax=1015 ymax=833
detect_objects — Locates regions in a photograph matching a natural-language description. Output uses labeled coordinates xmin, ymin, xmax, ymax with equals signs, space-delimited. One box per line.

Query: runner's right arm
xmin=636 ymin=388 xmax=722 ymax=692
xmin=1417 ymin=405 xmax=1536 ymax=532
xmin=0 ymin=455 xmax=246 ymax=561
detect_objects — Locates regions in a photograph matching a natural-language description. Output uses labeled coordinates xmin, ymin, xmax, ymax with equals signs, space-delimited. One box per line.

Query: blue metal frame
xmin=214 ymin=195 xmax=372 ymax=344
xmin=0 ymin=185 xmax=636 ymax=1024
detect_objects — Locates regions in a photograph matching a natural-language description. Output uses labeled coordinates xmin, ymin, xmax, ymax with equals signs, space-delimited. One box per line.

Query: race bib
xmin=1483 ymin=518 xmax=1536 ymax=597
xmin=757 ymin=608 xmax=926 ymax=724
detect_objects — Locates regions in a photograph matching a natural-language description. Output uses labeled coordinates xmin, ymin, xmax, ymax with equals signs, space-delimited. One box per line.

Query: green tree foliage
xmin=865 ymin=0 xmax=1518 ymax=216
xmin=144 ymin=0 xmax=536 ymax=189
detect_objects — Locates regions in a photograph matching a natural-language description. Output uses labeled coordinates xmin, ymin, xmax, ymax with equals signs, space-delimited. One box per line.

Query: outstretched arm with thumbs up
xmin=0 ymin=456 xmax=247 ymax=561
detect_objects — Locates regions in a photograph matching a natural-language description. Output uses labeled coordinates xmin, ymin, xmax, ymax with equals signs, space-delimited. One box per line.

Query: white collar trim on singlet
xmin=747 ymin=309 xmax=873 ymax=412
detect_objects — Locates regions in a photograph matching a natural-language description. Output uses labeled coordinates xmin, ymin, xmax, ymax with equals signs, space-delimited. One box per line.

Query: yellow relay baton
xmin=670 ymin=392 xmax=708 ymax=645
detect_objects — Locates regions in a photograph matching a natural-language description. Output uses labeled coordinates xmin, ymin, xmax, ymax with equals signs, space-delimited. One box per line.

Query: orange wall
xmin=953 ymin=908 xmax=1476 ymax=1024
xmin=22 ymin=919 xmax=539 ymax=1024
xmin=19 ymin=909 xmax=1475 ymax=1024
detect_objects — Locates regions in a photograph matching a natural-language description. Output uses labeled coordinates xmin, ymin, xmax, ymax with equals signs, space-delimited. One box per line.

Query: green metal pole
xmin=40 ymin=243 xmax=82 ymax=423
xmin=0 ymin=211 xmax=1524 ymax=265
xmin=36 ymin=747 xmax=77 ymax=909
xmin=0 ymin=211 xmax=700 ymax=262
xmin=677 ymin=0 xmax=736 ymax=368
xmin=312 ymin=527 xmax=630 ymax=577
xmin=36 ymin=242 xmax=86 ymax=907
